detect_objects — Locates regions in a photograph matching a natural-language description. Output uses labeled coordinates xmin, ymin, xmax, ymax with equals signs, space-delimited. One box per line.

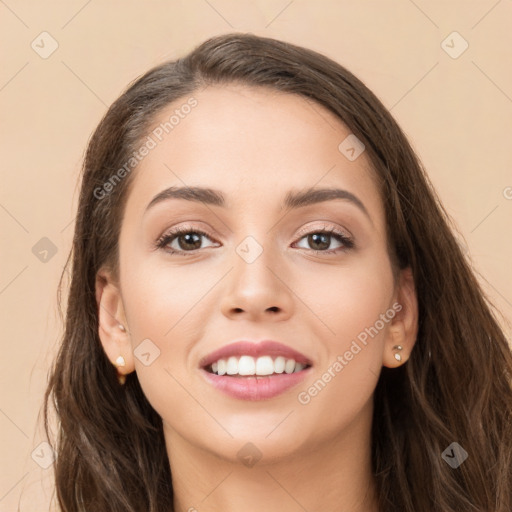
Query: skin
xmin=96 ymin=84 xmax=418 ymax=512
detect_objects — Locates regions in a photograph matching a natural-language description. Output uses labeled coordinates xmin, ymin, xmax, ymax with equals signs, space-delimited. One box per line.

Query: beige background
xmin=1 ymin=1 xmax=511 ymax=510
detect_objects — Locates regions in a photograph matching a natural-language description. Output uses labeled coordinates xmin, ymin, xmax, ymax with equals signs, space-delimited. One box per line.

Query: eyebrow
xmin=144 ymin=185 xmax=372 ymax=222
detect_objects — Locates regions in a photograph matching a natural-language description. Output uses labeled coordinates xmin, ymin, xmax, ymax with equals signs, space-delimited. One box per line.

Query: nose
xmin=219 ymin=241 xmax=294 ymax=322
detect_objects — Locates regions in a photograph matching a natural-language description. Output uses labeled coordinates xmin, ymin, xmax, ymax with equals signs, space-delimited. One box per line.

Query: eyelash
xmin=154 ymin=224 xmax=354 ymax=256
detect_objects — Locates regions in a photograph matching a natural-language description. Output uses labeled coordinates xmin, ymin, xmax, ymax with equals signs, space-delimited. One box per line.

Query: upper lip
xmin=199 ymin=340 xmax=313 ymax=369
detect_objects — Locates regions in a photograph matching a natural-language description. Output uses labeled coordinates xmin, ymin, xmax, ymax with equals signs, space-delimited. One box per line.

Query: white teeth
xmin=284 ymin=358 xmax=296 ymax=374
xmin=274 ymin=356 xmax=285 ymax=373
xmin=238 ymin=355 xmax=256 ymax=375
xmin=255 ymin=356 xmax=274 ymax=375
xmin=209 ymin=355 xmax=308 ymax=376
xmin=217 ymin=359 xmax=227 ymax=376
xmin=226 ymin=356 xmax=238 ymax=375
xmin=294 ymin=363 xmax=305 ymax=373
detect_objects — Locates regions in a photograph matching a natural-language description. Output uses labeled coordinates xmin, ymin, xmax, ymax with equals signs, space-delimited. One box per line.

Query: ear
xmin=382 ymin=267 xmax=418 ymax=368
xmin=95 ymin=267 xmax=135 ymax=378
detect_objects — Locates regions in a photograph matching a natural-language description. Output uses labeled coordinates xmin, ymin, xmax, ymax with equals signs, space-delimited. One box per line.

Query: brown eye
xmin=174 ymin=232 xmax=203 ymax=251
xmin=156 ymin=227 xmax=219 ymax=255
xmin=306 ymin=233 xmax=331 ymax=251
xmin=294 ymin=228 xmax=354 ymax=254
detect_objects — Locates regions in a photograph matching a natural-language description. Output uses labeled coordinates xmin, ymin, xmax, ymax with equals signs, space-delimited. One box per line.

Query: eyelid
xmin=294 ymin=222 xmax=352 ymax=240
xmin=157 ymin=222 xmax=217 ymax=240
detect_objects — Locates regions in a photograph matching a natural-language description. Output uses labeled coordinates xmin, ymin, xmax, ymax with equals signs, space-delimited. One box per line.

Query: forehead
xmin=123 ymin=84 xmax=383 ymax=222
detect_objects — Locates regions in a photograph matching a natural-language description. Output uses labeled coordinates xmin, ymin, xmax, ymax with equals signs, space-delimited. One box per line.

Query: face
xmin=98 ymin=84 xmax=416 ymax=465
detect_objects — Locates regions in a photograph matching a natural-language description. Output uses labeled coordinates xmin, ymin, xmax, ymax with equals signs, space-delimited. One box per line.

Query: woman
xmin=43 ymin=32 xmax=512 ymax=511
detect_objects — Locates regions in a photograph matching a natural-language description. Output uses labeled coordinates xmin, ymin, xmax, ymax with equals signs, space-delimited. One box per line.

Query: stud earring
xmin=392 ymin=345 xmax=403 ymax=362
xmin=118 ymin=324 xmax=126 ymax=332
xmin=115 ymin=355 xmax=126 ymax=385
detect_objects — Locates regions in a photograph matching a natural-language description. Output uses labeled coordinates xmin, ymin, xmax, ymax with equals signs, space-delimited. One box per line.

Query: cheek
xmin=119 ymin=257 xmax=216 ymax=415
xmin=120 ymin=256 xmax=213 ymax=341
xmin=292 ymin=249 xmax=395 ymax=350
xmin=291 ymin=253 xmax=394 ymax=417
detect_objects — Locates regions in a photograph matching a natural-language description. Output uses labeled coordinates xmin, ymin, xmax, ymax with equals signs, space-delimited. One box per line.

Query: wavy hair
xmin=43 ymin=32 xmax=512 ymax=511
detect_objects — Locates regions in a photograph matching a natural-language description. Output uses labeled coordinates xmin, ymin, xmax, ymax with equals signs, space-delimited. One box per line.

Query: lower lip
xmin=200 ymin=368 xmax=311 ymax=401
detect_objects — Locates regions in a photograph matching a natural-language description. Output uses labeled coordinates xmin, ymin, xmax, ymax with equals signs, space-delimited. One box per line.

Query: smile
xmin=199 ymin=340 xmax=313 ymax=400
xmin=207 ymin=355 xmax=309 ymax=376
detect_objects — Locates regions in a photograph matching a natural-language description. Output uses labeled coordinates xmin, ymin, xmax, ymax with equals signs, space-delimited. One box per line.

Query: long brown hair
xmin=43 ymin=32 xmax=512 ymax=511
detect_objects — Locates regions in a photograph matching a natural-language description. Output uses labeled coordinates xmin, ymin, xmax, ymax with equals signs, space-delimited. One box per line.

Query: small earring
xmin=118 ymin=324 xmax=126 ymax=332
xmin=115 ymin=355 xmax=126 ymax=385
xmin=392 ymin=345 xmax=403 ymax=362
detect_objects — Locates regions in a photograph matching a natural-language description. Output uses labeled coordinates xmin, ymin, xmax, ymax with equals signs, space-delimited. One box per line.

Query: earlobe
xmin=382 ymin=267 xmax=419 ymax=368
xmin=95 ymin=268 xmax=135 ymax=380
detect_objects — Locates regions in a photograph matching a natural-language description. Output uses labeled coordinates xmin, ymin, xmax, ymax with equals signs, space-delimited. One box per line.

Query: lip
xmin=198 ymin=340 xmax=313 ymax=401
xmin=200 ymin=368 xmax=312 ymax=401
xmin=198 ymin=340 xmax=313 ymax=369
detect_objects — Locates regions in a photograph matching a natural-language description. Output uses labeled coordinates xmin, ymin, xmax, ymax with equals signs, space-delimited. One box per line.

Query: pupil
xmin=309 ymin=233 xmax=329 ymax=250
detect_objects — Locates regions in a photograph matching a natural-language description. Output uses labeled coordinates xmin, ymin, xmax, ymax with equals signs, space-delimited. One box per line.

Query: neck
xmin=165 ymin=402 xmax=379 ymax=512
